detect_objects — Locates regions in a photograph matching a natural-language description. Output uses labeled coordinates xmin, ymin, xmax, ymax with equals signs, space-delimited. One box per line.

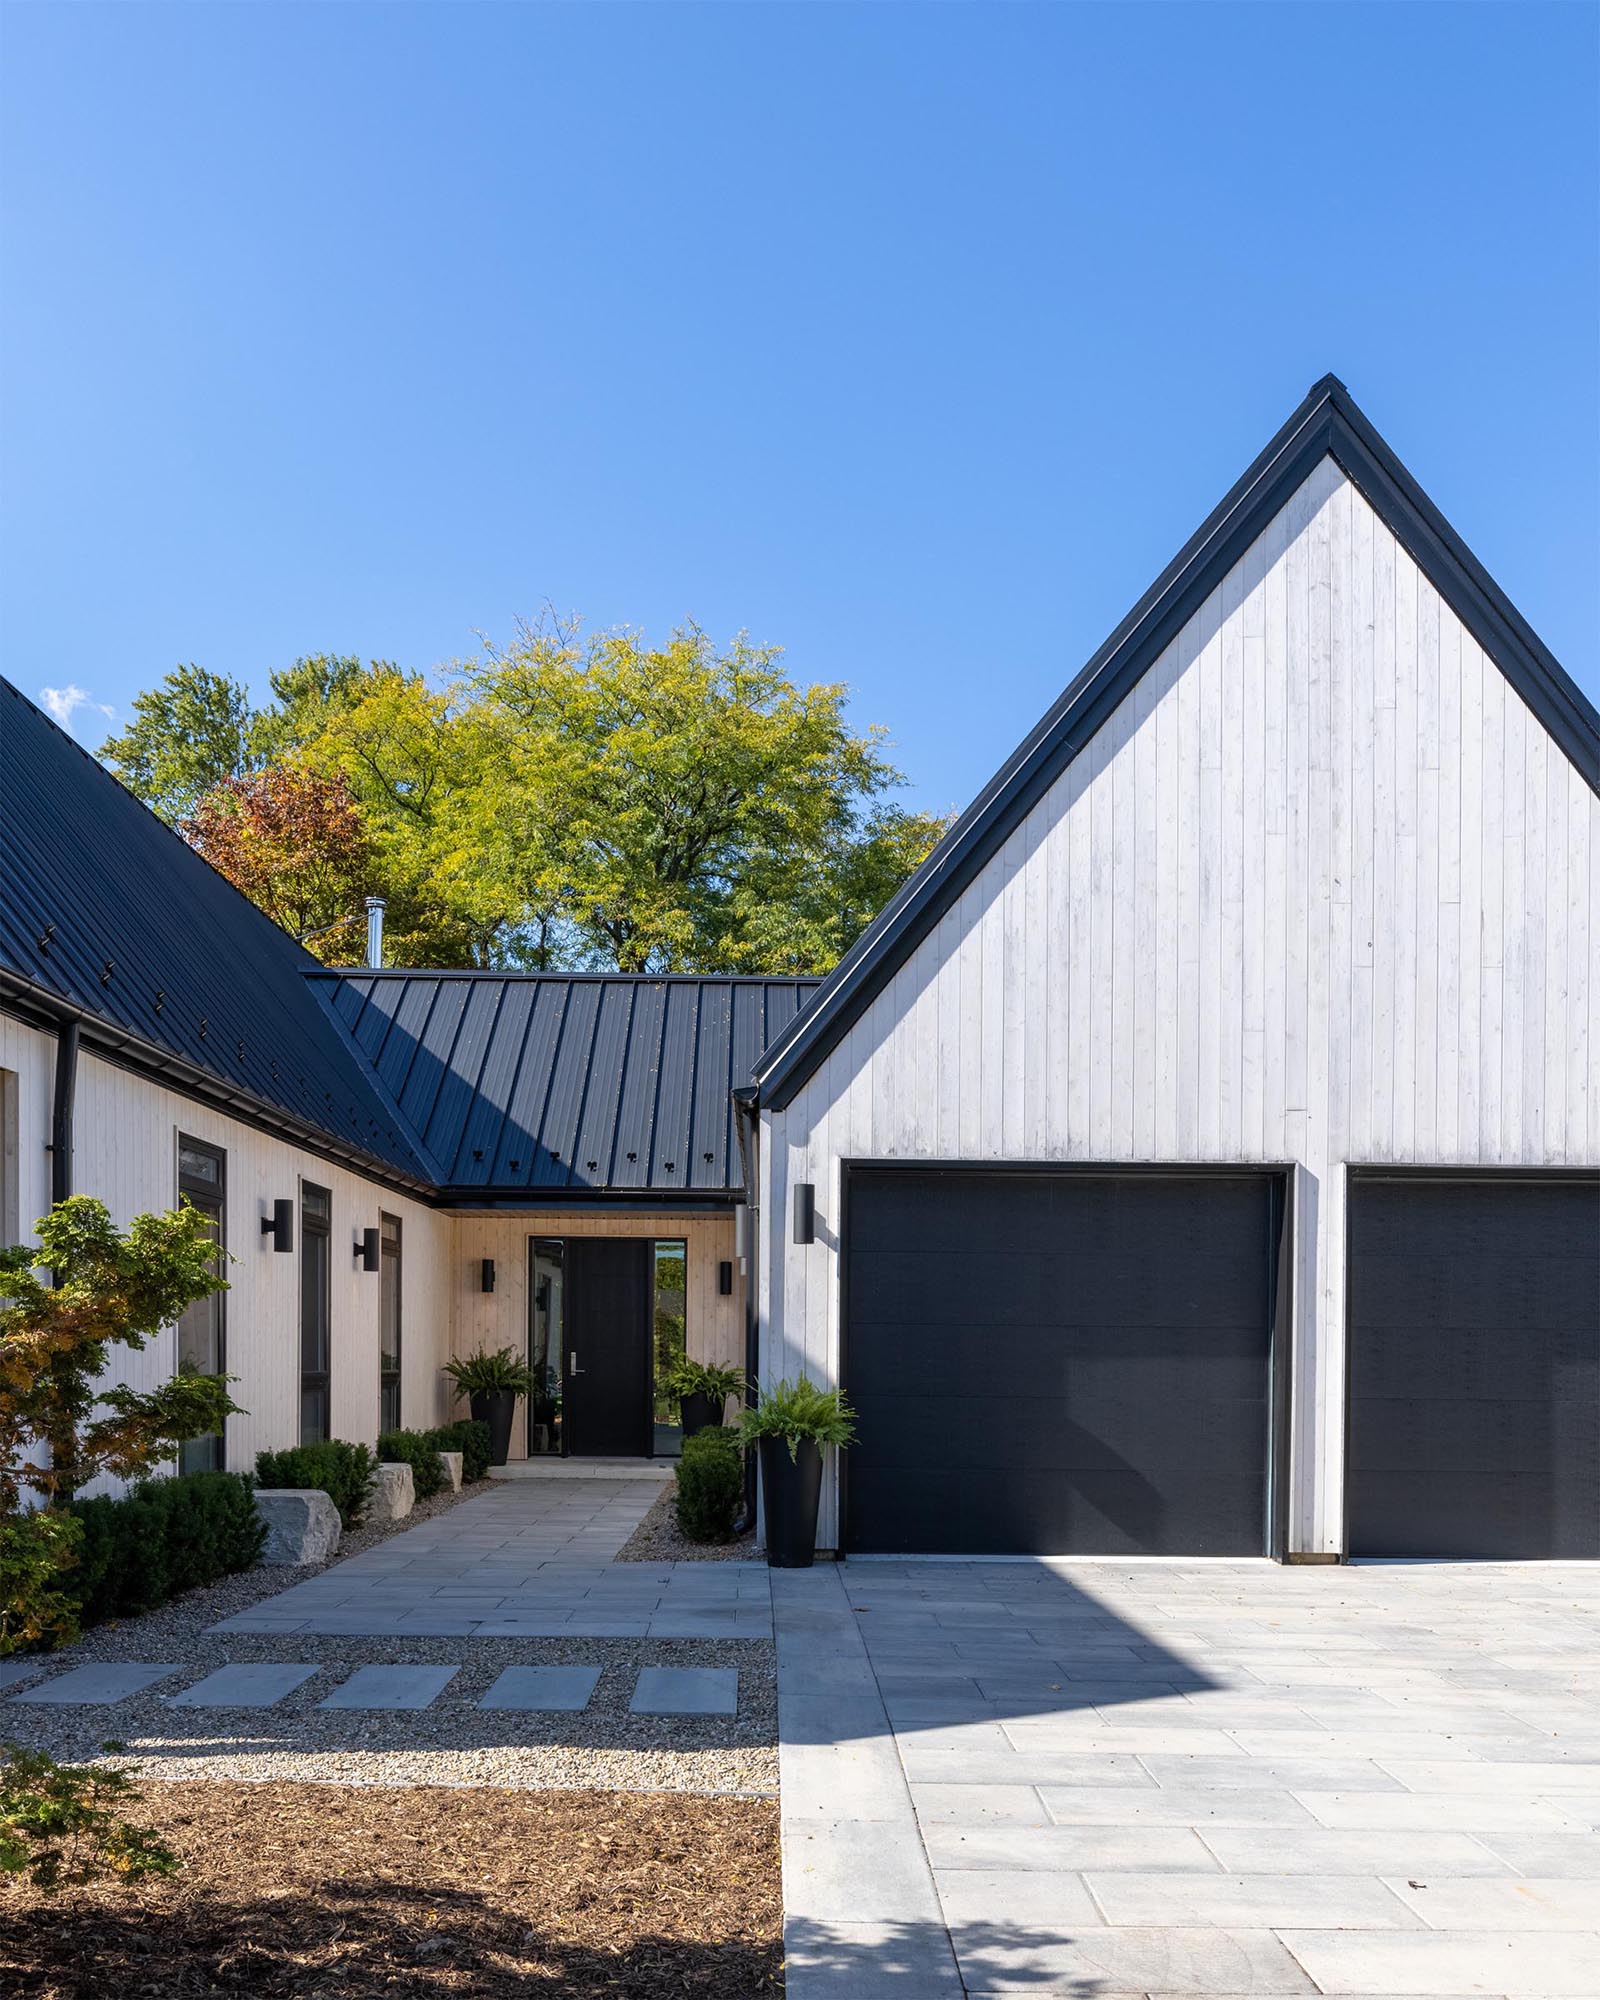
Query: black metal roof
xmin=311 ymin=971 xmax=819 ymax=1199
xmin=753 ymin=374 xmax=1600 ymax=1111
xmin=0 ymin=678 xmax=437 ymax=1188
xmin=2 ymin=678 xmax=818 ymax=1199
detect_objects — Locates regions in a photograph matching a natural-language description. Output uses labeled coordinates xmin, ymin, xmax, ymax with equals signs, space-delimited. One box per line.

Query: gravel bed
xmin=1 ymin=1634 xmax=777 ymax=1796
xmin=2 ymin=1477 xmax=777 ymax=1796
xmin=614 ymin=1483 xmax=761 ymax=1563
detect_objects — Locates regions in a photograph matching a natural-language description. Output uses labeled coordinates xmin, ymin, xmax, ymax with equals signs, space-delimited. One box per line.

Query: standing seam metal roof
xmin=312 ymin=972 xmax=819 ymax=1197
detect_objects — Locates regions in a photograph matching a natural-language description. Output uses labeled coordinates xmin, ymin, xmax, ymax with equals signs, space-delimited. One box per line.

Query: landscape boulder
xmin=370 ymin=1461 xmax=415 ymax=1521
xmin=437 ymin=1450 xmax=464 ymax=1493
xmin=255 ymin=1488 xmax=343 ymax=1565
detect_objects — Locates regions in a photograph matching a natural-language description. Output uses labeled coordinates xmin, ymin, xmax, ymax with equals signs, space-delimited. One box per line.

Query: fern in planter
xmin=442 ymin=1348 xmax=535 ymax=1397
xmin=736 ymin=1377 xmax=856 ymax=1460
xmin=665 ymin=1359 xmax=746 ymax=1404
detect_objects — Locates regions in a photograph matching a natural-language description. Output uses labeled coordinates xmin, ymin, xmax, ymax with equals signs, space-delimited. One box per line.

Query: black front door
xmin=562 ymin=1238 xmax=653 ymax=1457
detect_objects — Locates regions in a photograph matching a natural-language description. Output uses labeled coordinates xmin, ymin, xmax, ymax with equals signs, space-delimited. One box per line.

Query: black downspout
xmin=51 ymin=1018 xmax=78 ymax=1205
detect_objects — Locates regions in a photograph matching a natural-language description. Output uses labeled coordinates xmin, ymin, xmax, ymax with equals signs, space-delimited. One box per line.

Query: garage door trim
xmin=1341 ymin=1164 xmax=1600 ymax=1560
xmin=838 ymin=1159 xmax=1297 ymax=1562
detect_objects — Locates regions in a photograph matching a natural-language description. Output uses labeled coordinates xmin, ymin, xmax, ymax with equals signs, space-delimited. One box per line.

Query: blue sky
xmin=2 ymin=1 xmax=1595 ymax=816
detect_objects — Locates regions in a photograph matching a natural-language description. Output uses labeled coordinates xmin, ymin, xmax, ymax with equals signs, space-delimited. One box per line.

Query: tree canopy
xmin=100 ymin=627 xmax=950 ymax=975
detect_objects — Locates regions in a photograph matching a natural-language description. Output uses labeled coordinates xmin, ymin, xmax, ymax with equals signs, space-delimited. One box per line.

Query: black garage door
xmin=1347 ymin=1174 xmax=1600 ymax=1559
xmin=842 ymin=1169 xmax=1281 ymax=1556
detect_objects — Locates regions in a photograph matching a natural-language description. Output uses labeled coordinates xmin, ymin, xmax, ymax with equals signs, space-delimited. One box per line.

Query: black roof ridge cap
xmin=751 ymin=374 xmax=1598 ymax=1112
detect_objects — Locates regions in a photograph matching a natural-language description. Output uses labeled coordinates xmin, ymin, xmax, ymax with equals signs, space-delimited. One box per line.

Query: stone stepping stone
xmin=0 ymin=1662 xmax=43 ymax=1694
xmin=479 ymin=1666 xmax=602 ymax=1712
xmin=318 ymin=1665 xmax=459 ymax=1710
xmin=630 ymin=1666 xmax=738 ymax=1717
xmin=11 ymin=1663 xmax=181 ymax=1706
xmin=169 ymin=1664 xmax=320 ymax=1709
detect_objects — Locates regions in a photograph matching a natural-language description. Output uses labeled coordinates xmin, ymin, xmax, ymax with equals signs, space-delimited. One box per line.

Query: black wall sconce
xmin=480 ymin=1257 xmax=496 ymax=1294
xmin=718 ymin=1259 xmax=734 ymax=1296
xmin=261 ymin=1199 xmax=294 ymax=1253
xmin=792 ymin=1183 xmax=815 ymax=1245
xmin=354 ymin=1227 xmax=380 ymax=1272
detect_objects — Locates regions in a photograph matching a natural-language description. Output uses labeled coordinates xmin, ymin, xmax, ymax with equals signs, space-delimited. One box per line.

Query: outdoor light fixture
xmin=718 ymin=1259 xmax=734 ymax=1296
xmin=793 ymin=1183 xmax=815 ymax=1245
xmin=261 ymin=1199 xmax=294 ymax=1253
xmin=480 ymin=1257 xmax=496 ymax=1294
xmin=355 ymin=1227 xmax=380 ymax=1272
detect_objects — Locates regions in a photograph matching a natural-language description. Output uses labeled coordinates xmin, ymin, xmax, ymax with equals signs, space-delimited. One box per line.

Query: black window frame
xmin=176 ymin=1134 xmax=226 ymax=1475
xmin=300 ymin=1180 xmax=332 ymax=1445
xmin=378 ymin=1211 xmax=402 ymax=1435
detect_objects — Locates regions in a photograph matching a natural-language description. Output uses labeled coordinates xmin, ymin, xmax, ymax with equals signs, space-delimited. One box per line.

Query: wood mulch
xmin=2 ymin=1780 xmax=783 ymax=1997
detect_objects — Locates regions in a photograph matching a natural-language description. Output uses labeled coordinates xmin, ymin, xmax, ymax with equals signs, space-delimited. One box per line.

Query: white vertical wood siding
xmin=4 ymin=1031 xmax=453 ymax=1489
xmin=759 ymin=456 xmax=1599 ymax=1554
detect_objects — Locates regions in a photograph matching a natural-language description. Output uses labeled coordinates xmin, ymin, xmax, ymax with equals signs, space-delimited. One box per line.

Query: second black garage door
xmin=842 ymin=1169 xmax=1283 ymax=1556
xmin=1347 ymin=1173 xmax=1600 ymax=1559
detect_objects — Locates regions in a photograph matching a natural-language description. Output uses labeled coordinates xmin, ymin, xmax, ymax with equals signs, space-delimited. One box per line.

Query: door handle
xmin=569 ymin=1350 xmax=583 ymax=1376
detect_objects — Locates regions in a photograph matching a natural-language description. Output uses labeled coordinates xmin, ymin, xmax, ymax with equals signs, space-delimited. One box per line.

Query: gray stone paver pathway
xmin=631 ymin=1666 xmax=739 ymax=1716
xmin=319 ymin=1664 xmax=460 ymax=1710
xmin=210 ymin=1477 xmax=771 ymax=1639
xmin=12 ymin=1662 xmax=181 ymax=1705
xmin=776 ymin=1557 xmax=1600 ymax=1997
xmin=480 ymin=1665 xmax=604 ymax=1712
xmin=170 ymin=1664 xmax=320 ymax=1708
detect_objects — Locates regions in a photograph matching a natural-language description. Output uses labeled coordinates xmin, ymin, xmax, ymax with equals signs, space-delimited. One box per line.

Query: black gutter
xmin=50 ymin=1017 xmax=78 ymax=1204
xmin=0 ymin=972 xmax=439 ymax=1203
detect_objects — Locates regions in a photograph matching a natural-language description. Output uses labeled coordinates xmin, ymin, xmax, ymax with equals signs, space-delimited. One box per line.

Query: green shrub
xmin=68 ymin=1472 xmax=264 ymax=1627
xmin=254 ymin=1441 xmax=374 ymax=1529
xmin=674 ymin=1428 xmax=744 ymax=1543
xmin=0 ymin=1744 xmax=179 ymax=1892
xmin=0 ymin=1513 xmax=83 ymax=1657
xmin=427 ymin=1419 xmax=491 ymax=1483
xmin=377 ymin=1429 xmax=445 ymax=1501
xmin=736 ymin=1376 xmax=856 ymax=1462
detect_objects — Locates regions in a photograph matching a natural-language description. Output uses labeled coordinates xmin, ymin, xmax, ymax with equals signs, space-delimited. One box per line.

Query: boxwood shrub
xmin=675 ymin=1427 xmax=744 ymax=1543
xmin=427 ymin=1419 xmax=492 ymax=1484
xmin=254 ymin=1441 xmax=375 ymax=1529
xmin=376 ymin=1428 xmax=446 ymax=1502
xmin=69 ymin=1470 xmax=265 ymax=1627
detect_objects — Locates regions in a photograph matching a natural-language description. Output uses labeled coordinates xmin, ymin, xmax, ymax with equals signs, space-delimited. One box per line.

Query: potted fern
xmin=737 ymin=1376 xmax=856 ymax=1568
xmin=443 ymin=1347 xmax=535 ymax=1468
xmin=666 ymin=1359 xmax=746 ymax=1441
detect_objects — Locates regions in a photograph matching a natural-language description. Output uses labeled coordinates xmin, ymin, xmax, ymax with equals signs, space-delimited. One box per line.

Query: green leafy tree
xmin=0 ymin=1198 xmax=238 ymax=1513
xmin=464 ymin=617 xmax=949 ymax=972
xmin=98 ymin=665 xmax=265 ymax=822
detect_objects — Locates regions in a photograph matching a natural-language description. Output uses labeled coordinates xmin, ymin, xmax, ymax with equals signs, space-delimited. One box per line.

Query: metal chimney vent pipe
xmin=365 ymin=897 xmax=386 ymax=969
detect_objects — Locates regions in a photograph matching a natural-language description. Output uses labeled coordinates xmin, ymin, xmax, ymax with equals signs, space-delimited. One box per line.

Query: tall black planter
xmin=679 ymin=1390 xmax=719 ymax=1441
xmin=758 ymin=1434 xmax=823 ymax=1568
xmin=470 ymin=1389 xmax=518 ymax=1468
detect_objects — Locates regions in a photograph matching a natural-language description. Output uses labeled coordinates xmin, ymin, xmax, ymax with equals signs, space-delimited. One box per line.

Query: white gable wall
xmin=759 ymin=455 xmax=1598 ymax=1555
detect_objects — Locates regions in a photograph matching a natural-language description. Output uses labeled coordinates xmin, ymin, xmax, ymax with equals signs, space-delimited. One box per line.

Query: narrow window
xmin=379 ymin=1211 xmax=402 ymax=1433
xmin=652 ymin=1239 xmax=688 ymax=1457
xmin=300 ymin=1182 xmax=331 ymax=1443
xmin=176 ymin=1136 xmax=226 ymax=1474
xmin=528 ymin=1239 xmax=564 ymax=1456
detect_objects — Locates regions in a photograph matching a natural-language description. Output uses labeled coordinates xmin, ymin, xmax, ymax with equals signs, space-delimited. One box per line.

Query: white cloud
xmin=39 ymin=684 xmax=116 ymax=734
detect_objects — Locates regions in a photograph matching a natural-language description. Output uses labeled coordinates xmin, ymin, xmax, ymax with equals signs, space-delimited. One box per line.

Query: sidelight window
xmin=176 ymin=1136 xmax=226 ymax=1474
xmin=300 ymin=1183 xmax=331 ymax=1443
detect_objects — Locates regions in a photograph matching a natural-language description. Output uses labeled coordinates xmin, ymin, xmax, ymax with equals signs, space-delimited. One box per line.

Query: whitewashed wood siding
xmin=2 ymin=1021 xmax=454 ymax=1489
xmin=1 ymin=1001 xmax=745 ymax=1491
xmin=758 ymin=456 xmax=1600 ymax=1554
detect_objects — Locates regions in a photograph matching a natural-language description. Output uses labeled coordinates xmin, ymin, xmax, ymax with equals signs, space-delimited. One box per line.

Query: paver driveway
xmin=775 ymin=1558 xmax=1600 ymax=1997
